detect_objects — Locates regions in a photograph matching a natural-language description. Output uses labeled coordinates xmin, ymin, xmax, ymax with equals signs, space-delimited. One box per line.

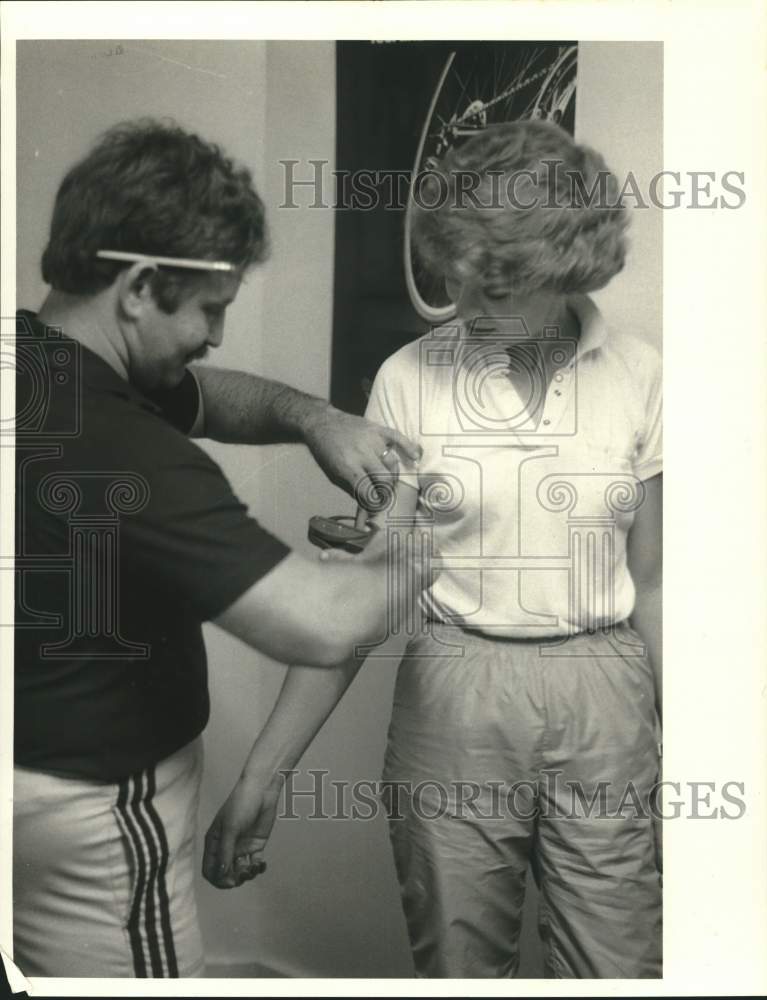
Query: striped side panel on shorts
xmin=115 ymin=769 xmax=178 ymax=977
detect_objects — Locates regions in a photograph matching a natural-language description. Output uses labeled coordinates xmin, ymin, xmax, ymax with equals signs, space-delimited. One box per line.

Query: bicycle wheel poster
xmin=331 ymin=40 xmax=578 ymax=415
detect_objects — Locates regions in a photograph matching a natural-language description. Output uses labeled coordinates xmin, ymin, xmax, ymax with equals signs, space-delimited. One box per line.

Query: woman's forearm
xmin=240 ymin=657 xmax=365 ymax=784
xmin=239 ymin=474 xmax=421 ymax=785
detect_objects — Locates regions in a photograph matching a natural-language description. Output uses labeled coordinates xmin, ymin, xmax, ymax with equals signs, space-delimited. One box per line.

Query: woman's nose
xmin=481 ymin=261 xmax=510 ymax=301
xmin=482 ymin=278 xmax=510 ymax=302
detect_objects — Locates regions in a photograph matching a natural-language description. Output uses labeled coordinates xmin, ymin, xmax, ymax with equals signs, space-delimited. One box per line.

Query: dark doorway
xmin=331 ymin=40 xmax=578 ymax=415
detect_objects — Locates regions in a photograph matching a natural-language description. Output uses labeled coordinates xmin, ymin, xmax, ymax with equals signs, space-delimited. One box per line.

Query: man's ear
xmin=117 ymin=263 xmax=158 ymax=321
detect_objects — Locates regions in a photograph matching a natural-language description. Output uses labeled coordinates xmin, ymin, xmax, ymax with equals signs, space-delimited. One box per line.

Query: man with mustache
xmin=12 ymin=118 xmax=421 ymax=978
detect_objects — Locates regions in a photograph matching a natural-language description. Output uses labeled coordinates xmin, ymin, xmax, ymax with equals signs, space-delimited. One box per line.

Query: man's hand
xmin=190 ymin=367 xmax=421 ymax=504
xmin=303 ymin=406 xmax=421 ymax=506
xmin=202 ymin=773 xmax=283 ymax=890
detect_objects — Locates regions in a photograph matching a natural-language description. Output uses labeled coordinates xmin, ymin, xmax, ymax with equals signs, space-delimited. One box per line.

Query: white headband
xmin=96 ymin=250 xmax=235 ymax=272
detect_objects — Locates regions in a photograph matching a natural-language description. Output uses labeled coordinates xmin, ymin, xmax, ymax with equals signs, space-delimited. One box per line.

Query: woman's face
xmin=447 ymin=276 xmax=566 ymax=336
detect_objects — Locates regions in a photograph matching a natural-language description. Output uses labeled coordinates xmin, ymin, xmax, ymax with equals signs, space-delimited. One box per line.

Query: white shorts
xmin=13 ymin=738 xmax=205 ymax=978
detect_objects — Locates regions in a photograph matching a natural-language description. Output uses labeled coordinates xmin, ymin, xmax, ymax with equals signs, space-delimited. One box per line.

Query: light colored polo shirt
xmin=365 ymin=295 xmax=662 ymax=637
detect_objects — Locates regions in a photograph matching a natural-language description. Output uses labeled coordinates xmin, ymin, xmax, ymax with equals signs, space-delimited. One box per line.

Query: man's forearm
xmin=191 ymin=365 xmax=328 ymax=444
xmin=189 ymin=364 xmax=423 ymax=504
xmin=241 ymin=657 xmax=365 ymax=782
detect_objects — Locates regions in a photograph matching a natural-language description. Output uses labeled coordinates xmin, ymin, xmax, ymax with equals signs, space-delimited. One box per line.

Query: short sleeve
xmin=632 ymin=349 xmax=663 ymax=481
xmin=365 ymin=370 xmax=397 ymax=427
xmin=143 ymin=369 xmax=202 ymax=436
xmin=364 ymin=349 xmax=419 ymax=441
xmin=114 ymin=421 xmax=291 ymax=621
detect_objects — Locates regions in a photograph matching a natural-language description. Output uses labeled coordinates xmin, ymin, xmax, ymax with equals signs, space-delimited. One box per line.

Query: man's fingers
xmin=354 ymin=506 xmax=369 ymax=532
xmin=380 ymin=449 xmax=400 ymax=473
xmin=386 ymin=428 xmax=422 ymax=465
xmin=359 ymin=461 xmax=398 ymax=510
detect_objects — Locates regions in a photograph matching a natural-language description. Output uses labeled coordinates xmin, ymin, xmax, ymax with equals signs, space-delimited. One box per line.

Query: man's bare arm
xmin=213 ymin=547 xmax=385 ymax=669
xmin=189 ymin=365 xmax=421 ymax=502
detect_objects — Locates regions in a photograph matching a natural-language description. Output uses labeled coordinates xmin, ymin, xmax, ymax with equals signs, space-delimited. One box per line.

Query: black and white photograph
xmin=1 ymin=1 xmax=765 ymax=995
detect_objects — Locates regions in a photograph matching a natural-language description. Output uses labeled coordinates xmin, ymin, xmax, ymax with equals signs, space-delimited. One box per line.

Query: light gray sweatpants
xmin=383 ymin=620 xmax=662 ymax=979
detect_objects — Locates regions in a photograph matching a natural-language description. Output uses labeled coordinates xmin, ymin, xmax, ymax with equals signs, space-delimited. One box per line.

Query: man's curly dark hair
xmin=41 ymin=118 xmax=267 ymax=311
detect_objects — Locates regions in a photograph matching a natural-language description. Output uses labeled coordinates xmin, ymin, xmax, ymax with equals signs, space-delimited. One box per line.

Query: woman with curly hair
xmin=205 ymin=120 xmax=662 ymax=980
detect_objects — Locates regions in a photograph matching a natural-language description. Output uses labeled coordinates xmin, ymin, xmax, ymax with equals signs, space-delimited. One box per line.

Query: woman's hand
xmin=202 ymin=772 xmax=283 ymax=889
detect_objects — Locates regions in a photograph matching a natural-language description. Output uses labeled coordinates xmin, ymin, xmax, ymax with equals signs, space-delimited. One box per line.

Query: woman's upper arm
xmin=357 ymin=350 xmax=422 ymax=530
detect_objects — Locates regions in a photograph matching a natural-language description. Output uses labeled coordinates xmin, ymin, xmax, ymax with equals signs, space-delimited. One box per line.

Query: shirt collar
xmin=454 ymin=294 xmax=608 ymax=358
xmin=568 ymin=294 xmax=608 ymax=358
xmin=16 ymin=309 xmax=164 ymax=415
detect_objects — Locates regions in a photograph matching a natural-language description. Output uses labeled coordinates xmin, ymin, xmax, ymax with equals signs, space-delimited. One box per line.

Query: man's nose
xmin=207 ymin=318 xmax=225 ymax=347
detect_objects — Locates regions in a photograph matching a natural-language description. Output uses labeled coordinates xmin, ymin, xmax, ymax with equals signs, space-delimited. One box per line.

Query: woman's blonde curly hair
xmin=410 ymin=119 xmax=629 ymax=298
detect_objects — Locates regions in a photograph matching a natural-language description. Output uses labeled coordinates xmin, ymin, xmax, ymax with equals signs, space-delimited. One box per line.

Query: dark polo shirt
xmin=14 ymin=310 xmax=290 ymax=781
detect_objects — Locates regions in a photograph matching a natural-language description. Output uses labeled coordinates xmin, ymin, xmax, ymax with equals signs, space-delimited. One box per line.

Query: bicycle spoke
xmin=450 ymin=65 xmax=472 ymax=121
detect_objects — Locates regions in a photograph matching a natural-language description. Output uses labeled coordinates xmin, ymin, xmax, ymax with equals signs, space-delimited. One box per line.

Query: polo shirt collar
xmin=455 ymin=294 xmax=608 ymax=358
xmin=569 ymin=294 xmax=608 ymax=358
xmin=17 ymin=309 xmax=164 ymax=415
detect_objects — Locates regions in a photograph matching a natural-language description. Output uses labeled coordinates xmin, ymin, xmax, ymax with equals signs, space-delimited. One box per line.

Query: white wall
xmin=194 ymin=42 xmax=415 ymax=977
xmin=576 ymin=41 xmax=664 ymax=350
xmin=17 ymin=40 xmax=267 ymax=322
xmin=16 ymin=38 xmax=662 ymax=980
xmin=16 ymin=37 xmax=414 ymax=979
